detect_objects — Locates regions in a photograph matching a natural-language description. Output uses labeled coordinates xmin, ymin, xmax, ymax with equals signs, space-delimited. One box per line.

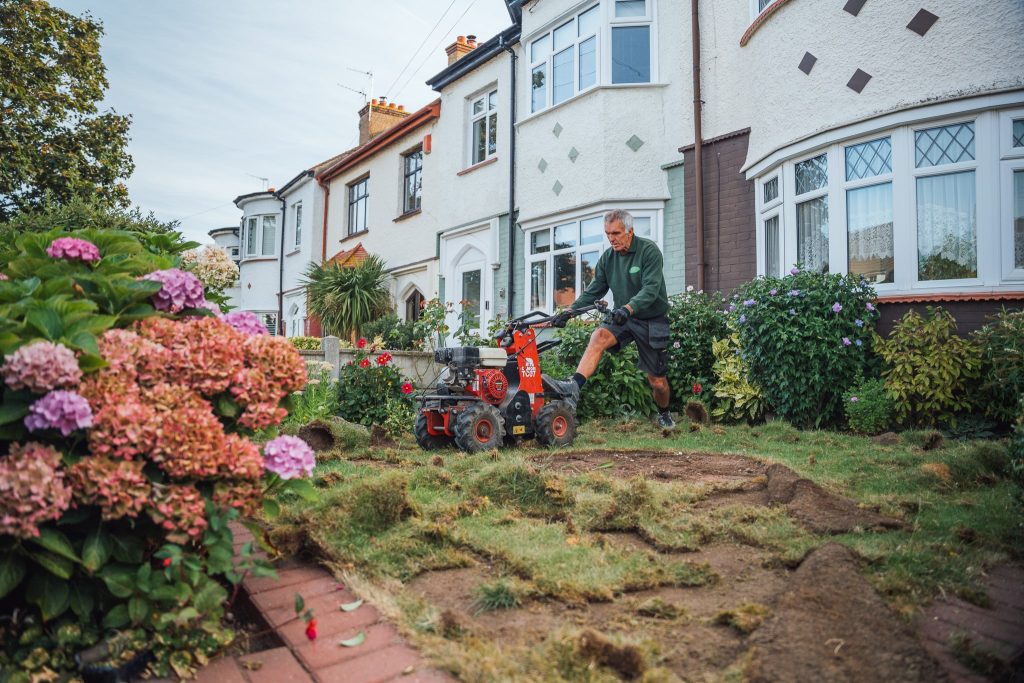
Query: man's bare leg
xmin=647 ymin=374 xmax=670 ymax=410
xmin=576 ymin=327 xmax=618 ymax=377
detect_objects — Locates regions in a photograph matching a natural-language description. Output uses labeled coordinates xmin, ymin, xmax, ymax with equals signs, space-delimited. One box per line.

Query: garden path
xmin=191 ymin=523 xmax=455 ymax=683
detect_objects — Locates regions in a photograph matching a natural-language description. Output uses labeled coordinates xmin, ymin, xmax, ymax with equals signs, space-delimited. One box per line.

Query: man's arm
xmin=626 ymin=246 xmax=664 ymax=315
xmin=570 ymin=256 xmax=609 ymax=310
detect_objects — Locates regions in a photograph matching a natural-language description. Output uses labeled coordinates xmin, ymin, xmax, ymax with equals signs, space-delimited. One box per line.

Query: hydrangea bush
xmin=181 ymin=244 xmax=240 ymax=292
xmin=0 ymin=229 xmax=316 ymax=679
xmin=729 ymin=269 xmax=880 ymax=428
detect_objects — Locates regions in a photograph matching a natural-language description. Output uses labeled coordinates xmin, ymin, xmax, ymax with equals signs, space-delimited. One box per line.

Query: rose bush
xmin=336 ymin=340 xmax=415 ymax=427
xmin=0 ymin=229 xmax=316 ymax=679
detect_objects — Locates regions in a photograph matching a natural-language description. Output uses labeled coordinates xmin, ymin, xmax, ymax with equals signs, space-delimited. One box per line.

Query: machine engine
xmin=435 ymin=346 xmax=508 ymax=389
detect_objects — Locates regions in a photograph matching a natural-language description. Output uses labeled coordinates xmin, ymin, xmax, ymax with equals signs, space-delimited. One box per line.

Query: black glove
xmin=610 ymin=306 xmax=631 ymax=326
xmin=551 ymin=309 xmax=574 ymax=328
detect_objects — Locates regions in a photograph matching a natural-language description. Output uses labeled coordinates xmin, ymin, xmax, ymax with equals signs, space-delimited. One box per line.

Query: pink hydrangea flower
xmin=143 ymin=268 xmax=207 ymax=312
xmin=0 ymin=273 xmax=8 ymax=281
xmin=46 ymin=237 xmax=101 ymax=263
xmin=25 ymin=390 xmax=94 ymax=435
xmin=1 ymin=341 xmax=82 ymax=392
xmin=0 ymin=442 xmax=72 ymax=538
xmin=220 ymin=310 xmax=268 ymax=336
xmin=263 ymin=435 xmax=315 ymax=479
xmin=199 ymin=299 xmax=222 ymax=315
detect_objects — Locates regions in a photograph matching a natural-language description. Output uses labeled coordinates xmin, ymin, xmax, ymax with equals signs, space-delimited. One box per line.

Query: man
xmin=550 ymin=209 xmax=674 ymax=430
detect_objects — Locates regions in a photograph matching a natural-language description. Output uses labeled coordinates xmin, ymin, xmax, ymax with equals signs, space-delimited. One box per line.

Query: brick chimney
xmin=445 ymin=35 xmax=477 ymax=66
xmin=357 ymin=97 xmax=411 ymax=145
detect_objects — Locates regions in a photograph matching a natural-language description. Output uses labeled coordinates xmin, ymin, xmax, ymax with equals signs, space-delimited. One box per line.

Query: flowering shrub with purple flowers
xmin=0 ymin=228 xmax=316 ymax=678
xmin=666 ymin=288 xmax=729 ymax=408
xmin=728 ymin=268 xmax=880 ymax=428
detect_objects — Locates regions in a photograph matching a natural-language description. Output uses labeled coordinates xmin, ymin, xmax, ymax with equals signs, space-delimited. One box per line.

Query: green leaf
xmin=340 ymin=599 xmax=363 ymax=612
xmin=103 ymin=604 xmax=130 ymax=629
xmin=25 ymin=548 xmax=74 ymax=579
xmin=29 ymin=527 xmax=79 ymax=563
xmin=294 ymin=592 xmax=305 ymax=614
xmin=339 ymin=631 xmax=366 ymax=647
xmin=216 ymin=395 xmax=241 ymax=418
xmin=99 ymin=564 xmax=136 ymax=598
xmin=262 ymin=498 xmax=281 ymax=519
xmin=26 ymin=308 xmax=63 ymax=340
xmin=0 ymin=393 xmax=32 ymax=425
xmin=284 ymin=478 xmax=320 ymax=502
xmin=129 ymin=596 xmax=151 ymax=625
xmin=193 ymin=579 xmax=226 ymax=614
xmin=69 ymin=581 xmax=96 ymax=619
xmin=110 ymin=534 xmax=144 ymax=563
xmin=26 ymin=572 xmax=70 ymax=621
xmin=0 ymin=554 xmax=26 ymax=599
xmin=82 ymin=528 xmax=113 ymax=572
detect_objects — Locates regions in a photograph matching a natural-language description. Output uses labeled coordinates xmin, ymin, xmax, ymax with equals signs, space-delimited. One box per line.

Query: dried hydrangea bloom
xmin=0 ymin=442 xmax=72 ymax=538
xmin=138 ymin=316 xmax=245 ymax=396
xmin=46 ymin=237 xmax=101 ymax=263
xmin=220 ymin=311 xmax=268 ymax=336
xmin=24 ymin=390 xmax=94 ymax=435
xmin=262 ymin=435 xmax=315 ymax=479
xmin=142 ymin=268 xmax=206 ymax=312
xmin=88 ymin=399 xmax=158 ymax=460
xmin=211 ymin=478 xmax=261 ymax=518
xmin=66 ymin=456 xmax=150 ymax=520
xmin=1 ymin=341 xmax=82 ymax=392
xmin=148 ymin=484 xmax=208 ymax=542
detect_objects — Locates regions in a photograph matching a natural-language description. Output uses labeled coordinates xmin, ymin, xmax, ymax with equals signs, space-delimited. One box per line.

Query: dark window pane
xmin=531 ymin=229 xmax=550 ymax=254
xmin=488 ymin=112 xmax=497 ymax=155
xmin=765 ymin=216 xmax=780 ymax=277
xmin=581 ymin=250 xmax=599 ymax=288
xmin=554 ymin=252 xmax=576 ymax=308
xmin=473 ymin=117 xmax=486 ymax=164
xmin=462 ymin=270 xmax=481 ymax=329
xmin=915 ymin=122 xmax=975 ymax=168
xmin=763 ymin=176 xmax=779 ymax=203
xmin=1015 ymin=170 xmax=1024 ymax=269
xmin=845 ymin=137 xmax=892 ymax=181
xmin=611 ymin=26 xmax=650 ymax=84
xmin=530 ymin=260 xmax=547 ymax=309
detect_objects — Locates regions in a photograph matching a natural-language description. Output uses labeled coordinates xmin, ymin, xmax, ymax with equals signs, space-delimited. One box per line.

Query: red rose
xmin=357 ymin=338 xmax=367 ymax=349
xmin=377 ymin=353 xmax=391 ymax=366
xmin=162 ymin=557 xmax=172 ymax=568
xmin=359 ymin=358 xmax=370 ymax=368
xmin=401 ymin=382 xmax=414 ymax=394
xmin=305 ymin=618 xmax=317 ymax=641
xmin=693 ymin=383 xmax=702 ymax=395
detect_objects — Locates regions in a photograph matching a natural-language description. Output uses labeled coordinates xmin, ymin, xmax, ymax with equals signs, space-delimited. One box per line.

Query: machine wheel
xmin=453 ymin=403 xmax=504 ymax=452
xmin=415 ymin=412 xmax=453 ymax=450
xmin=535 ymin=401 xmax=577 ymax=448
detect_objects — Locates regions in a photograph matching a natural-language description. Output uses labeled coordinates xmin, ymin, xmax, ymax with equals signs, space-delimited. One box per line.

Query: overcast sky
xmin=52 ymin=0 xmax=513 ymax=245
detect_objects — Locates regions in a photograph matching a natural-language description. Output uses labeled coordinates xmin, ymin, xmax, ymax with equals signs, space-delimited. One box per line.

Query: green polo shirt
xmin=571 ymin=236 xmax=669 ymax=319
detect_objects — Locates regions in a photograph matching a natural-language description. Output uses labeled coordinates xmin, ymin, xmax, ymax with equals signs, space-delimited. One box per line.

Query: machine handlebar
xmin=494 ymin=301 xmax=608 ymax=343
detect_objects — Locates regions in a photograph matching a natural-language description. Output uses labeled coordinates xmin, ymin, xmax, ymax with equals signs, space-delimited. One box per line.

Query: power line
xmin=383 ymin=0 xmax=460 ymax=99
xmin=391 ymin=0 xmax=482 ymax=102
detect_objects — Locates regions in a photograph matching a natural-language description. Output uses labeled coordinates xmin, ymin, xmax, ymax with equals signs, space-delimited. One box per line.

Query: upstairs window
xmin=470 ymin=90 xmax=498 ymax=165
xmin=348 ymin=177 xmax=369 ymax=236
xmin=531 ymin=5 xmax=601 ymax=113
xmin=403 ymin=147 xmax=423 ymax=213
xmin=293 ymin=201 xmax=302 ymax=248
xmin=242 ymin=215 xmax=277 ymax=257
xmin=611 ymin=0 xmax=651 ymax=85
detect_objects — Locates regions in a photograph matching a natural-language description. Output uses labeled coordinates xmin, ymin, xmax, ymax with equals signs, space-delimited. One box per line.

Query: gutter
xmin=501 ymin=35 xmax=517 ymax=317
xmin=691 ymin=0 xmax=706 ymax=291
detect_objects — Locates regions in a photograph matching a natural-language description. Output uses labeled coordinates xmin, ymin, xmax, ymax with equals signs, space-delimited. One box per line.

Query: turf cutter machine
xmin=414 ymin=302 xmax=607 ymax=452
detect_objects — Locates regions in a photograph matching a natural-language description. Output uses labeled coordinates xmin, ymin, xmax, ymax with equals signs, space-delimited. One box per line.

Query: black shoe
xmin=657 ymin=411 xmax=676 ymax=431
xmin=549 ymin=377 xmax=581 ymax=407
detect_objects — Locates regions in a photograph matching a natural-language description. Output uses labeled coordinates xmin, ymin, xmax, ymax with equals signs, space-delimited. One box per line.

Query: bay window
xmin=755 ymin=105 xmax=1024 ymax=293
xmin=241 ymin=215 xmax=277 ymax=258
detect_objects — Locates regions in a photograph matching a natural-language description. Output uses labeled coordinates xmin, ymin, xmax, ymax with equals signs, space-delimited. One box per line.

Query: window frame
xmin=756 ymin=174 xmax=784 ymax=278
xmin=999 ymin=108 xmax=1024 ymax=280
xmin=841 ymin=135 xmax=895 ymax=288
xmin=523 ymin=207 xmax=661 ymax=313
xmin=241 ymin=214 xmax=277 ymax=259
xmin=347 ymin=176 xmax=370 ymax=237
xmin=402 ymin=146 xmax=423 ymax=214
xmin=789 ymin=150 xmax=832 ymax=275
xmin=469 ymin=89 xmax=499 ymax=165
xmin=608 ymin=0 xmax=653 ymax=86
xmin=292 ymin=201 xmax=303 ymax=249
xmin=530 ymin=4 xmax=601 ymax=114
xmin=749 ymin=0 xmax=775 ymax=20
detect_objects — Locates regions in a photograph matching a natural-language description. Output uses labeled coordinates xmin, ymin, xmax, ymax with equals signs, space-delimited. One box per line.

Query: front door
xmin=442 ymin=225 xmax=492 ymax=343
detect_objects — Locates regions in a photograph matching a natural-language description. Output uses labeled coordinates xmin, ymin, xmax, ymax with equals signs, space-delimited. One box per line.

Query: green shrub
xmin=1010 ymin=399 xmax=1024 ymax=496
xmin=710 ymin=333 xmax=764 ymax=424
xmin=290 ymin=336 xmax=321 ymax=350
xmin=337 ymin=348 xmax=414 ymax=427
xmin=550 ymin=319 xmax=653 ymax=419
xmin=843 ymin=378 xmax=893 ymax=435
xmin=972 ymin=309 xmax=1024 ymax=424
xmin=304 ymin=255 xmax=392 ymax=341
xmin=666 ymin=289 xmax=728 ymax=408
xmin=731 ymin=270 xmax=879 ymax=428
xmin=282 ymin=363 xmax=339 ymax=427
xmin=362 ymin=313 xmax=420 ymax=351
xmin=875 ymin=307 xmax=981 ymax=427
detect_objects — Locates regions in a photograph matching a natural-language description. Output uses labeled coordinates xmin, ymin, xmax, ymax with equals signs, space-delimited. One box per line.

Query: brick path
xmin=917 ymin=565 xmax=1024 ymax=682
xmin=193 ymin=524 xmax=455 ymax=683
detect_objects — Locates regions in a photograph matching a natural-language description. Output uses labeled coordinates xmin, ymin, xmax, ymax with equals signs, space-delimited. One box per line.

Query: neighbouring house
xmin=231 ymin=190 xmax=283 ymax=334
xmin=207 ymin=225 xmax=241 ymax=309
xmin=318 ymin=98 xmax=443 ymax=326
xmin=685 ymin=0 xmax=1024 ymax=333
xmin=427 ymin=29 xmax=519 ymax=336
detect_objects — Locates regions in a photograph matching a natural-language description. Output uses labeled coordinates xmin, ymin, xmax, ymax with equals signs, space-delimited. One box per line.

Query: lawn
xmin=269 ymin=417 xmax=1022 ymax=682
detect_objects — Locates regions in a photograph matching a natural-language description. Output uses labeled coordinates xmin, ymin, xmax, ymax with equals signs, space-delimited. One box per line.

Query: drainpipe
xmin=317 ymin=177 xmax=331 ymax=263
xmin=691 ymin=0 xmax=706 ymax=291
xmin=501 ymin=35 xmax=517 ymax=316
xmin=275 ymin=191 xmax=287 ymax=336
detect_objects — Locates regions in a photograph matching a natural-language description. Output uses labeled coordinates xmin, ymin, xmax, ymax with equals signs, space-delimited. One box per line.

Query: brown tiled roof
xmin=311 ymin=150 xmax=355 ymax=175
xmin=326 ymin=243 xmax=369 ymax=268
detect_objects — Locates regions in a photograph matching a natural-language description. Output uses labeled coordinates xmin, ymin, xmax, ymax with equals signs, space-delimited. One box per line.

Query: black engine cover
xmin=435 ymin=346 xmax=482 ymax=367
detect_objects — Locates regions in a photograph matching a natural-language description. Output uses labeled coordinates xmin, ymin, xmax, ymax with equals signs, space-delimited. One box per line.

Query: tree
xmin=0 ymin=0 xmax=134 ymax=220
xmin=304 ymin=255 xmax=393 ymax=342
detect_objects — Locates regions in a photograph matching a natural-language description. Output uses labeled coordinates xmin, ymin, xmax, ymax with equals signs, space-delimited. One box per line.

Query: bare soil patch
xmin=745 ymin=543 xmax=947 ymax=682
xmin=533 ymin=449 xmax=767 ymax=484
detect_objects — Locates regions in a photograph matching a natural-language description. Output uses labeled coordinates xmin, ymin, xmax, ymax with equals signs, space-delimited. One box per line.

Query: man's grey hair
xmin=604 ymin=209 xmax=634 ymax=231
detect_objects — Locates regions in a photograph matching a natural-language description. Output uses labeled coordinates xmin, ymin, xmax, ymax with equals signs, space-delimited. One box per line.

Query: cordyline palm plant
xmin=303 ymin=255 xmax=392 ymax=343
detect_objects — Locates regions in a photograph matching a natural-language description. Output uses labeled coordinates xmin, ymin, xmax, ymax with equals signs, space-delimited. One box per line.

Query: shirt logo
xmin=629 ymin=266 xmax=641 ymax=274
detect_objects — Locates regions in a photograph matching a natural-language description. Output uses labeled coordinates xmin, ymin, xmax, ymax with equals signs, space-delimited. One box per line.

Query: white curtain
xmin=847 ymin=183 xmax=894 ymax=283
xmin=916 ymin=171 xmax=976 ymax=280
xmin=1014 ymin=170 xmax=1024 ymax=270
xmin=797 ymin=196 xmax=829 ymax=273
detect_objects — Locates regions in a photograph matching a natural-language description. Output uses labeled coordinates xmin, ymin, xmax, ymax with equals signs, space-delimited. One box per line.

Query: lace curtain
xmin=916 ymin=171 xmax=977 ymax=280
xmin=797 ymin=197 xmax=829 ymax=273
xmin=847 ymin=183 xmax=894 ymax=283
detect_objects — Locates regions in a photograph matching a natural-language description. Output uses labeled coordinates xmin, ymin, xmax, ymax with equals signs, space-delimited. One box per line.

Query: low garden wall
xmin=297 ymin=336 xmax=437 ymax=387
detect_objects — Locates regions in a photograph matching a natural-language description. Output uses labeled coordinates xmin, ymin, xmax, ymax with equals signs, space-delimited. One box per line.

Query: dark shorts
xmin=601 ymin=314 xmax=670 ymax=377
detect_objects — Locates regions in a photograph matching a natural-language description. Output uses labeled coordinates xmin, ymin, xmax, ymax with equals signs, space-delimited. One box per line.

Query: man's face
xmin=605 ymin=219 xmax=633 ymax=253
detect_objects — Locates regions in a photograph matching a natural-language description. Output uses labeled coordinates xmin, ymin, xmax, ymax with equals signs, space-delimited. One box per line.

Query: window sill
xmin=240 ymin=256 xmax=277 ymax=264
xmin=285 ymin=248 xmax=301 ymax=257
xmin=876 ymin=290 xmax=1024 ymax=304
xmin=516 ymin=82 xmax=669 ymax=127
xmin=393 ymin=208 xmax=422 ymax=223
xmin=340 ymin=229 xmax=369 ymax=244
xmin=457 ymin=157 xmax=498 ymax=176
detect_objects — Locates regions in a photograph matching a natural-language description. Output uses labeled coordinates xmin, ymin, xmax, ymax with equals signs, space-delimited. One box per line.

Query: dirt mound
xmin=763 ymin=464 xmax=908 ymax=534
xmin=745 ymin=543 xmax=947 ymax=683
xmin=534 ymin=450 xmax=767 ymax=483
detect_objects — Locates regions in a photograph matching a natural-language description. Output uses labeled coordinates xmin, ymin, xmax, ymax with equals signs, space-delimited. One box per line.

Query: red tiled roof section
xmin=317 ymin=99 xmax=441 ymax=183
xmin=326 ymin=243 xmax=369 ymax=268
xmin=877 ymin=291 xmax=1024 ymax=304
